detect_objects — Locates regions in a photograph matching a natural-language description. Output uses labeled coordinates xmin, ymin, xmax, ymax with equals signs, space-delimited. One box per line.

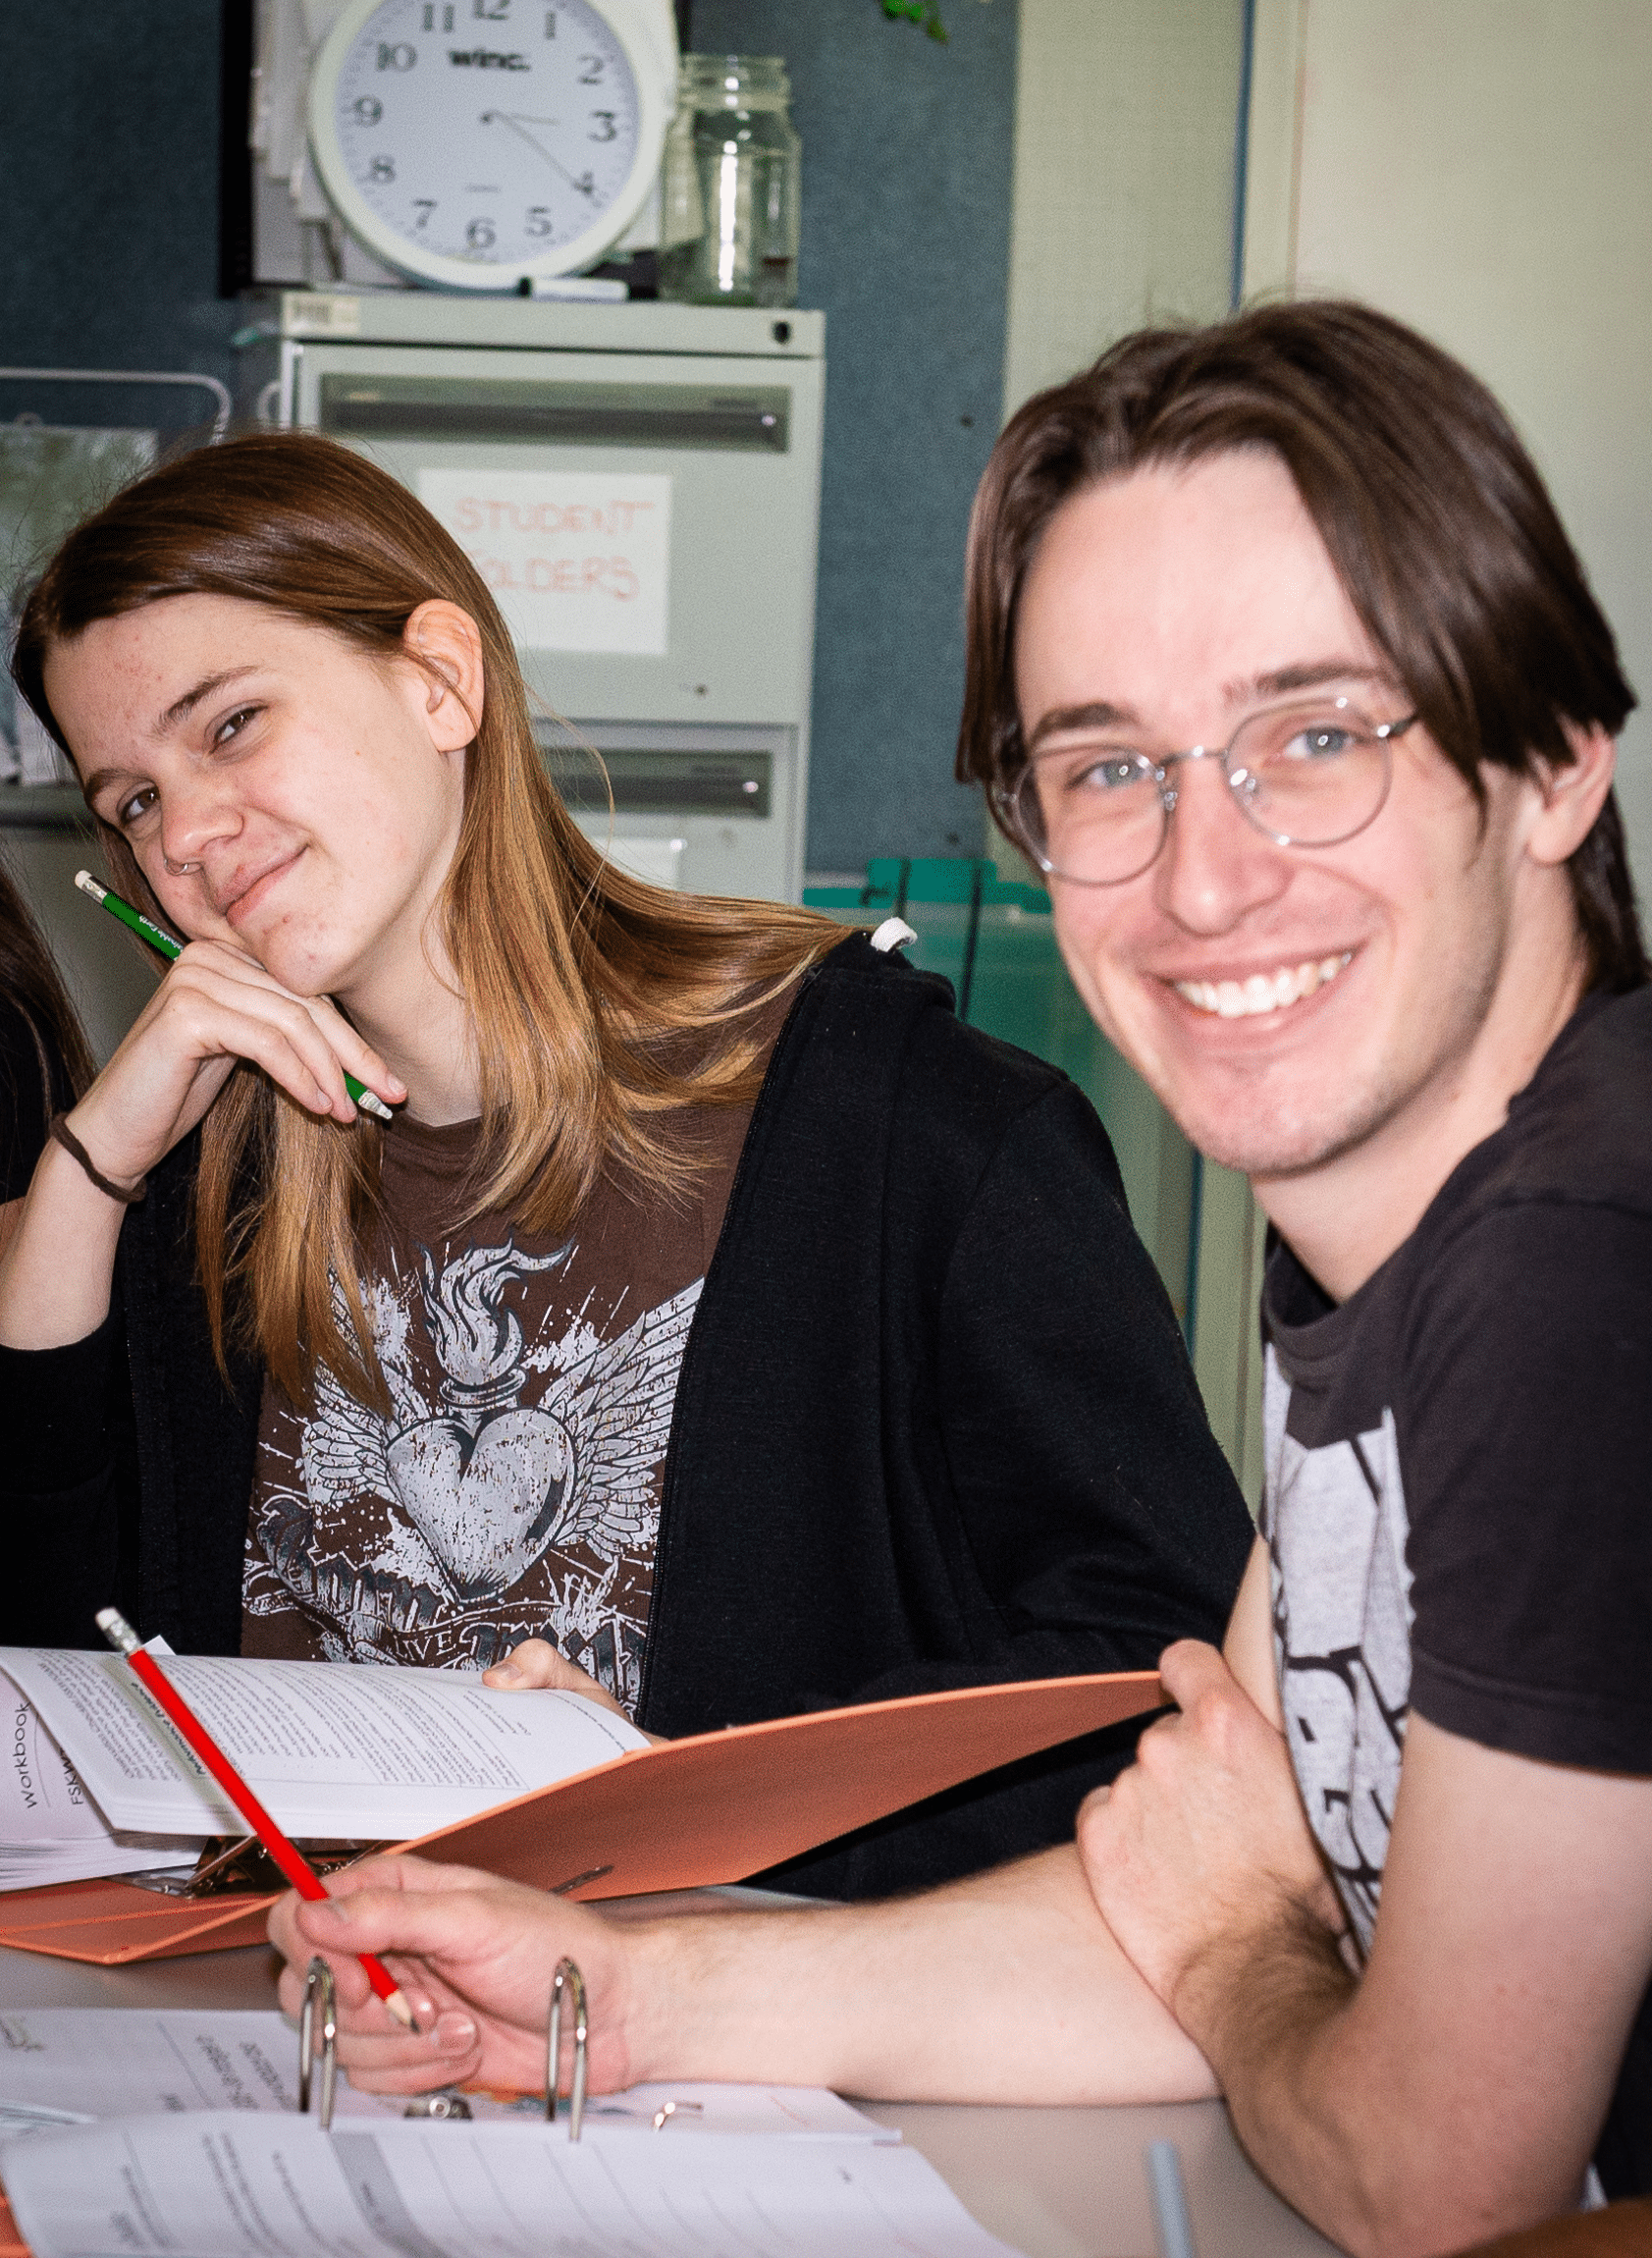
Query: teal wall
xmin=0 ymin=4 xmax=238 ymax=448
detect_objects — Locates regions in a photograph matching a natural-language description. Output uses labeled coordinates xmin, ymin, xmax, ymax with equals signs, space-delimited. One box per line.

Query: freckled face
xmin=43 ymin=593 xmax=468 ymax=1007
xmin=1013 ymin=453 xmax=1531 ymax=1178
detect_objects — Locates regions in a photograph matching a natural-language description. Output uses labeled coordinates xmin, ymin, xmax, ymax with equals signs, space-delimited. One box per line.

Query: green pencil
xmin=74 ymin=869 xmax=396 ymax=1123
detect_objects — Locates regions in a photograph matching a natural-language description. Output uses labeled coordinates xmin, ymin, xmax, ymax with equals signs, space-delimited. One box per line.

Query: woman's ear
xmin=1526 ymin=722 xmax=1618 ymax=868
xmin=402 ymin=599 xmax=486 ymax=752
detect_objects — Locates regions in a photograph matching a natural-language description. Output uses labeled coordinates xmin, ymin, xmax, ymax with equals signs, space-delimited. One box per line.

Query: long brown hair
xmin=12 ymin=432 xmax=835 ymax=1411
xmin=958 ymin=299 xmax=1647 ymax=993
xmin=0 ymin=853 xmax=94 ymax=1131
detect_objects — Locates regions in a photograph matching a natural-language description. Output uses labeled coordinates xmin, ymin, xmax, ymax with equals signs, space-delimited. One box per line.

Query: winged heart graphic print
xmin=240 ymin=1087 xmax=762 ymax=1708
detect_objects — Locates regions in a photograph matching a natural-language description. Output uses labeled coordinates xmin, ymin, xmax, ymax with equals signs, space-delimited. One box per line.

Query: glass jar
xmin=658 ymin=56 xmax=801 ymax=308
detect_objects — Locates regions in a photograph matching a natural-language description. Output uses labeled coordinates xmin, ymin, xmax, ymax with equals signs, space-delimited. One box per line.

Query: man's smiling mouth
xmin=1173 ymin=951 xmax=1355 ymax=1019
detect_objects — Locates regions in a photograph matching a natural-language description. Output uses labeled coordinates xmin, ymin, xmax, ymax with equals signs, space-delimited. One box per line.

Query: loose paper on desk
xmin=0 ymin=1649 xmax=645 ymax=1844
xmin=0 ymin=2008 xmax=891 ymax=2145
xmin=0 ymin=1690 xmax=199 ymax=1892
xmin=0 ymin=2115 xmax=1022 ymax=2258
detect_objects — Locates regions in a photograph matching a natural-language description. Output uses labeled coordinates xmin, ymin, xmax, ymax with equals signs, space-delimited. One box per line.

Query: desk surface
xmin=0 ymin=1931 xmax=1342 ymax=2258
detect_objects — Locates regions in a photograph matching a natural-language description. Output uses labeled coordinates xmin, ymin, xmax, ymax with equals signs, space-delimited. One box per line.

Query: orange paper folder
xmin=0 ymin=1670 xmax=1160 ymax=1966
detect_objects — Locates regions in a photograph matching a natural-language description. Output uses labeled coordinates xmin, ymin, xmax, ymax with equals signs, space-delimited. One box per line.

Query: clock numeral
xmin=525 ymin=204 xmax=553 ymax=237
xmin=544 ymin=8 xmax=557 ymax=34
xmin=466 ymin=215 xmax=498 ymax=249
xmin=413 ymin=198 xmax=437 ymax=229
xmin=367 ymin=154 xmax=397 ymax=182
xmin=588 ymin=110 xmax=616 ymax=141
xmin=352 ymin=95 xmax=384 ymax=125
xmin=376 ymin=40 xmax=416 ymax=69
xmin=576 ymin=53 xmax=603 ymax=82
xmin=421 ymin=3 xmax=454 ymax=27
xmin=570 ymin=169 xmax=595 ymax=198
xmin=473 ymin=0 xmax=510 ymax=17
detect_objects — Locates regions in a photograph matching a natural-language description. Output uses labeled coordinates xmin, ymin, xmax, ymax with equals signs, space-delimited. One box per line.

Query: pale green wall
xmin=1002 ymin=0 xmax=1247 ymax=416
xmin=997 ymin=0 xmax=1264 ymax=1497
xmin=1247 ymin=0 xmax=1652 ymax=906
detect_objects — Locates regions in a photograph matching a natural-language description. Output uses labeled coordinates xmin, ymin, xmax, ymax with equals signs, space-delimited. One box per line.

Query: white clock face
xmin=314 ymin=0 xmax=652 ymax=283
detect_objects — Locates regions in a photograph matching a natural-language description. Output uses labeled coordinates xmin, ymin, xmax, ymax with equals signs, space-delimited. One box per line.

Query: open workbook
xmin=0 ymin=1645 xmax=1162 ymax=1963
xmin=0 ymin=1647 xmax=648 ymax=1872
xmin=1 ymin=1680 xmax=198 ymax=1893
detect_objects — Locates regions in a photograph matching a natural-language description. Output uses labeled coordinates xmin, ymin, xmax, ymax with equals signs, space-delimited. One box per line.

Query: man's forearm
xmin=1171 ymin=1898 xmax=1385 ymax=2241
xmin=622 ymin=1846 xmax=1218 ymax=2106
xmin=282 ymin=1846 xmax=1216 ymax=2109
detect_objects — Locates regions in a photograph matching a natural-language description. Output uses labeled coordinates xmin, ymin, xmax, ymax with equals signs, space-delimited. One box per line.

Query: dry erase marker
xmin=74 ymin=870 xmax=395 ymax=1122
xmin=95 ymin=1607 xmax=416 ymax=2030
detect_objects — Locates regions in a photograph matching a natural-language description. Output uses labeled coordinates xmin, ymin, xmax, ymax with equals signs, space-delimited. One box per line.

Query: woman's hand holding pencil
xmin=0 ymin=875 xmax=404 ymax=1356
xmin=59 ymin=875 xmax=403 ymax=1203
xmin=75 ymin=875 xmax=397 ymax=1124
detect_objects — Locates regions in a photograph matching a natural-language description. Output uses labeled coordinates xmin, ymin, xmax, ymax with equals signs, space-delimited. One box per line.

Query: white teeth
xmin=1175 ymin=951 xmax=1353 ymax=1018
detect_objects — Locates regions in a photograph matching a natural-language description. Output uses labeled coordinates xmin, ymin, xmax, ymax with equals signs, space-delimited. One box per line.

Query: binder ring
xmin=545 ymin=1957 xmax=589 ymax=2141
xmin=403 ymin=2090 xmax=473 ymax=2121
xmin=299 ymin=1956 xmax=339 ymax=2130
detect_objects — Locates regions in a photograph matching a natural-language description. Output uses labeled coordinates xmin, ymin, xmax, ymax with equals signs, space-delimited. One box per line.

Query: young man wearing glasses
xmin=271 ymin=303 xmax=1652 ymax=2256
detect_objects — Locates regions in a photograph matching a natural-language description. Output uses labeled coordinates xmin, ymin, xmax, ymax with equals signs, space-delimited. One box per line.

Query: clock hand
xmin=480 ymin=109 xmax=597 ymax=199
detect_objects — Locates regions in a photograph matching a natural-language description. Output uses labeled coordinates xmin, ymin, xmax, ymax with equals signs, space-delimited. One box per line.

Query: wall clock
xmin=306 ymin=0 xmax=675 ymax=289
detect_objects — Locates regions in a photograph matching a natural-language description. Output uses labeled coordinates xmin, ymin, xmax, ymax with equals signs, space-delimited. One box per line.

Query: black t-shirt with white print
xmin=1259 ymin=986 xmax=1652 ymax=2200
xmin=241 ymin=991 xmax=793 ymax=1710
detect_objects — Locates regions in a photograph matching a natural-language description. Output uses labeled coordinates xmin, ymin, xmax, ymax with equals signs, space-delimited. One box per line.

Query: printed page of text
xmin=0 ymin=2011 xmax=892 ymax=2144
xmin=0 ymin=1652 xmax=646 ymax=1839
xmin=1 ymin=2116 xmax=1017 ymax=2258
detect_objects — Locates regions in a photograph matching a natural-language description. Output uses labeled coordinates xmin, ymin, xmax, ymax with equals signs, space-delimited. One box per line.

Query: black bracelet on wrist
xmin=48 ymin=1113 xmax=147 ymax=1206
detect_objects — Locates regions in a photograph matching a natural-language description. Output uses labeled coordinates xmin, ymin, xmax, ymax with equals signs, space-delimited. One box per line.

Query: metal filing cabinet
xmin=238 ymin=292 xmax=825 ymax=900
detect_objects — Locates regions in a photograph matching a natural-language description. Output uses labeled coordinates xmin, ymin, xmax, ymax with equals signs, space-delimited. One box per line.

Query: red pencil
xmin=95 ymin=1607 xmax=414 ymax=2029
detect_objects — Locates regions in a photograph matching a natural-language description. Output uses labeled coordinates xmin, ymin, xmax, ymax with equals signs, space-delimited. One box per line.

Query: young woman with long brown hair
xmin=0 ymin=432 xmax=1250 ymax=1898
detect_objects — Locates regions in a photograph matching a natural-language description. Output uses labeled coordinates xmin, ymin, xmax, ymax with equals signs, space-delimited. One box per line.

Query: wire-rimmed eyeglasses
xmin=993 ymin=698 xmax=1420 ymax=887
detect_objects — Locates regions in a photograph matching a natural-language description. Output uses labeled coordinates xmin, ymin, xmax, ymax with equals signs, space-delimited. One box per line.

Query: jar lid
xmin=678 ymin=53 xmax=791 ymax=105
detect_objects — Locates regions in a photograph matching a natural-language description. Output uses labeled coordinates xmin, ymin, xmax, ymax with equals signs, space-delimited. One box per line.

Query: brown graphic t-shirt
xmin=241 ymin=1001 xmax=787 ymax=1712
